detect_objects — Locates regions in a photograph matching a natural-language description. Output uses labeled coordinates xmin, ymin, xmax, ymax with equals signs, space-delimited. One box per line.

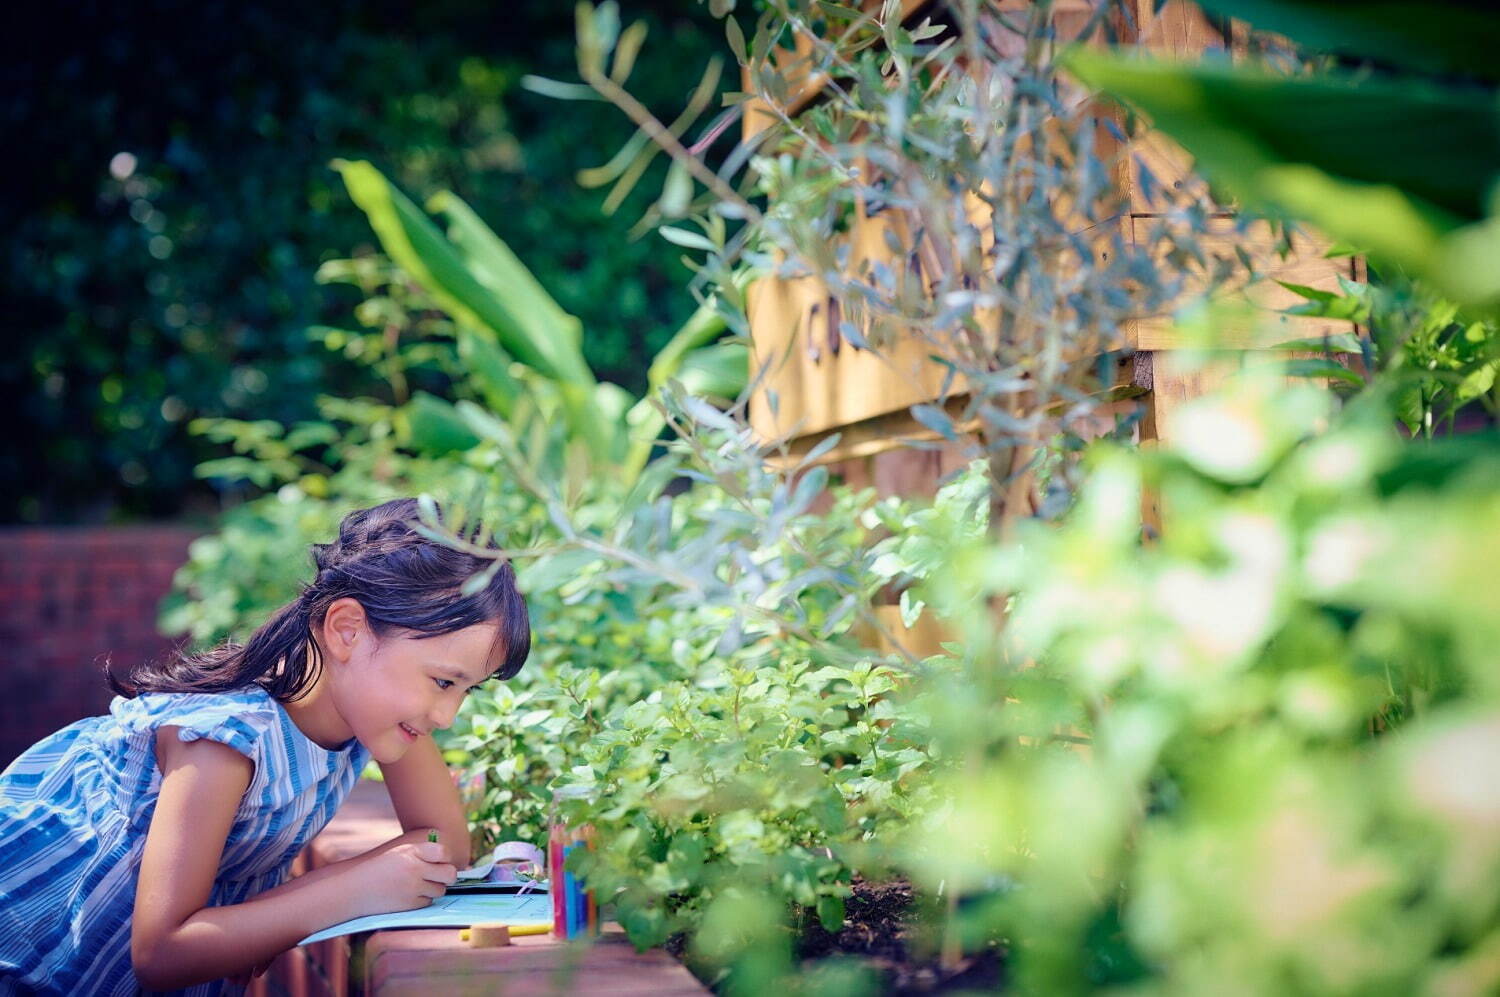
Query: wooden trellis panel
xmin=746 ymin=209 xmax=964 ymax=445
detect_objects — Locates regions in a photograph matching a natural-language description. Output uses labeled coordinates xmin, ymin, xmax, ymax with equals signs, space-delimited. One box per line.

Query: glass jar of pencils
xmin=548 ymin=784 xmax=598 ymax=939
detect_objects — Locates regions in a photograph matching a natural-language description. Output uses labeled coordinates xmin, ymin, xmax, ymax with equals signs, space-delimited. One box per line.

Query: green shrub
xmin=895 ymin=373 xmax=1500 ymax=992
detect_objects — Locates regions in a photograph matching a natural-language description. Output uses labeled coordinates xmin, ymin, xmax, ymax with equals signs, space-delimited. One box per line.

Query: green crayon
xmin=428 ymin=830 xmax=439 ymax=844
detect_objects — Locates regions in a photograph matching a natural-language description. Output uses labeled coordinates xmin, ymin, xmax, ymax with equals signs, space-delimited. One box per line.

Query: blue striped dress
xmin=0 ymin=687 xmax=371 ymax=996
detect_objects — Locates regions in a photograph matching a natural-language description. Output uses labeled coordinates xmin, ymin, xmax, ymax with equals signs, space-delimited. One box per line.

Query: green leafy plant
xmin=1279 ymin=270 xmax=1499 ymax=437
xmin=165 ymin=4 xmax=1500 ymax=993
xmin=331 ymin=159 xmax=746 ymax=485
xmin=899 ymin=371 xmax=1500 ymax=992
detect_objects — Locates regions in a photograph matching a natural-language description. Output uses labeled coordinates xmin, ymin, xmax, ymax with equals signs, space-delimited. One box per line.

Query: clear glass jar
xmin=548 ymin=784 xmax=598 ymax=939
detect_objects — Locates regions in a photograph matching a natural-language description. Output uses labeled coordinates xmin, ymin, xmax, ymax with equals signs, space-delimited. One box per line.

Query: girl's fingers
xmin=422 ymin=862 xmax=457 ymax=885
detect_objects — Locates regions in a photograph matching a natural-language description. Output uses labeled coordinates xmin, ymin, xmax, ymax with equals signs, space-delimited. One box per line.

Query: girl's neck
xmin=281 ymin=661 xmax=356 ymax=751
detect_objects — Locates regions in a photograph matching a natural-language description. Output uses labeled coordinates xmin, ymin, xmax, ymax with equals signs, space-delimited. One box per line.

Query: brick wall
xmin=0 ymin=526 xmax=198 ymax=769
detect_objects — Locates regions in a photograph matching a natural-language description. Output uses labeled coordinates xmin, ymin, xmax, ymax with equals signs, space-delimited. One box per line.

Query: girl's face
xmin=324 ymin=607 xmax=501 ymax=764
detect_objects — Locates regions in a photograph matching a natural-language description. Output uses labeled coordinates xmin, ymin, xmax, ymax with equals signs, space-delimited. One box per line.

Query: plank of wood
xmin=1116 ymin=0 xmax=1240 ymax=213
xmin=1131 ymin=0 xmax=1232 ymax=58
xmin=365 ymin=926 xmax=707 ymax=996
xmin=1138 ymin=349 xmax=1242 ymax=533
xmin=1126 ymin=216 xmax=1360 ymax=350
xmin=746 ymin=269 xmax=960 ymax=442
xmin=854 ymin=604 xmax=954 ymax=660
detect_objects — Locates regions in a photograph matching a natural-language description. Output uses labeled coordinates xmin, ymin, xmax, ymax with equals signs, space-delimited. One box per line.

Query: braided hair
xmin=108 ymin=498 xmax=530 ymax=700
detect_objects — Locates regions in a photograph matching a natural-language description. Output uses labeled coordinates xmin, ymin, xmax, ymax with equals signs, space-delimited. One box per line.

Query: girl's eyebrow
xmin=434 ymin=662 xmax=486 ymax=687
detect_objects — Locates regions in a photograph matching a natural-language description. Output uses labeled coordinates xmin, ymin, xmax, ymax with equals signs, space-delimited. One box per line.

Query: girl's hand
xmin=350 ymin=840 xmax=456 ymax=918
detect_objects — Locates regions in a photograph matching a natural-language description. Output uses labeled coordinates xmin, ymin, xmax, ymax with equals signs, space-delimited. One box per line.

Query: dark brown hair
xmin=109 ymin=498 xmax=530 ymax=700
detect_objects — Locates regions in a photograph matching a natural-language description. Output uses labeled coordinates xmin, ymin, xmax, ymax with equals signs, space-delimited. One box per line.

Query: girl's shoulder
xmin=110 ymin=686 xmax=281 ymax=762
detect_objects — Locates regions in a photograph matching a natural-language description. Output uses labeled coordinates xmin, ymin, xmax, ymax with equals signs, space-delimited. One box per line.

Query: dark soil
xmin=665 ymin=878 xmax=1004 ymax=993
xmin=794 ymin=877 xmax=1005 ymax=994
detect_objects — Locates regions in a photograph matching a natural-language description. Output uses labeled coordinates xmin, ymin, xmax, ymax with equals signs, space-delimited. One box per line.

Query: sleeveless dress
xmin=0 ymin=687 xmax=371 ymax=996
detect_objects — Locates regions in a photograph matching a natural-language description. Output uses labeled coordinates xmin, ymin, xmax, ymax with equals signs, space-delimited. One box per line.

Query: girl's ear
xmin=320 ymin=597 xmax=367 ymax=664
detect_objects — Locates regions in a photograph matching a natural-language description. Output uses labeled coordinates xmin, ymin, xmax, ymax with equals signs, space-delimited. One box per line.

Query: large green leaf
xmin=456 ymin=328 xmax=523 ymax=419
xmin=402 ymin=391 xmax=482 ymax=455
xmin=621 ymin=293 xmax=744 ymax=480
xmin=1198 ymin=0 xmax=1500 ymax=84
xmin=676 ymin=342 xmax=748 ymax=401
xmin=335 ymin=159 xmax=622 ymax=457
xmin=1065 ymin=57 xmax=1498 ymax=222
xmin=427 ymin=191 xmax=588 ymax=362
xmin=334 ymin=160 xmax=592 ymax=386
xmin=644 ymin=297 xmax=731 ymax=392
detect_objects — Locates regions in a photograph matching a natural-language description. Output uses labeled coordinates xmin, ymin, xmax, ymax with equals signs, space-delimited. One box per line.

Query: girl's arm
xmin=377 ymin=733 xmax=472 ymax=868
xmin=131 ymin=728 xmax=455 ymax=991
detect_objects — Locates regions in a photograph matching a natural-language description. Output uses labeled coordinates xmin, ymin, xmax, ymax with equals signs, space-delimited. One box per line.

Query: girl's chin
xmin=373 ymin=740 xmax=412 ymax=765
xmin=362 ymin=727 xmax=414 ymax=764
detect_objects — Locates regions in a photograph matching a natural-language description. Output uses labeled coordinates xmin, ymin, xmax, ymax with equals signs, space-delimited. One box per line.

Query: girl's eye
xmin=434 ymin=678 xmax=454 ymax=691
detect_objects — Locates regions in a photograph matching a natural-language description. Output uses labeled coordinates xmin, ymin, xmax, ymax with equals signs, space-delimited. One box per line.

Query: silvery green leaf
xmin=839 ymin=321 xmax=870 ymax=349
xmin=798 ymin=433 xmax=844 ymax=469
xmin=659 ymin=226 xmax=718 ymax=252
xmin=519 ymin=75 xmax=604 ymax=101
xmin=899 ymin=589 xmax=925 ymax=629
xmin=911 ymin=404 xmax=957 ymax=440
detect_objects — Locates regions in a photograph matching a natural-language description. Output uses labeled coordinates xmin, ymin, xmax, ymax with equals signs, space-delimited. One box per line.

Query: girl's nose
xmin=429 ymin=699 xmax=460 ymax=731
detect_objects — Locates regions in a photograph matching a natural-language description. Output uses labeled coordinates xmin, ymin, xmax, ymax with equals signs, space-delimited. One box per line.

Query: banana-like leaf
xmin=335 ymin=159 xmax=624 ymax=456
xmin=1198 ymin=0 xmax=1500 ymax=84
xmin=456 ymin=328 xmax=523 ymax=419
xmin=336 ymin=160 xmax=592 ymax=385
xmin=427 ymin=191 xmax=587 ymax=356
xmin=402 ymin=392 xmax=482 ymax=455
xmin=1064 ymin=52 xmax=1500 ymax=304
xmin=676 ymin=342 xmax=748 ymax=401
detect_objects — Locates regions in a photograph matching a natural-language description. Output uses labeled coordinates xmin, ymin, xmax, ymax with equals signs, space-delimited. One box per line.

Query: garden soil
xmin=795 ymin=877 xmax=1005 ymax=993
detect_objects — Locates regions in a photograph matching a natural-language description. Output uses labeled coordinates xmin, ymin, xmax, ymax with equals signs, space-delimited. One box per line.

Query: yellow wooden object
xmin=459 ymin=923 xmax=551 ymax=946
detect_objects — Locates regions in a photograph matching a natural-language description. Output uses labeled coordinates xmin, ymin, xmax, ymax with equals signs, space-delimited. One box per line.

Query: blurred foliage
xmin=1278 ymin=270 xmax=1498 ymax=437
xmin=1066 ymin=0 xmax=1500 ymax=311
xmin=901 ymin=371 xmax=1500 ymax=994
xmin=2 ymin=0 xmax=721 ymax=522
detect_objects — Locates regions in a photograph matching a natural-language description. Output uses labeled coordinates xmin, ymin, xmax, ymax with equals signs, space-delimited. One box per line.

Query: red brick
xmin=0 ymin=526 xmax=197 ymax=768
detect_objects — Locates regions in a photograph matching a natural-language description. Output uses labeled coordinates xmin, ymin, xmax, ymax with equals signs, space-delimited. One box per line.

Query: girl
xmin=0 ymin=498 xmax=530 ymax=995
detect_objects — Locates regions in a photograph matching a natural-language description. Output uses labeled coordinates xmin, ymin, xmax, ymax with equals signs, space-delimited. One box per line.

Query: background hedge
xmin=1 ymin=0 xmax=718 ymax=523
